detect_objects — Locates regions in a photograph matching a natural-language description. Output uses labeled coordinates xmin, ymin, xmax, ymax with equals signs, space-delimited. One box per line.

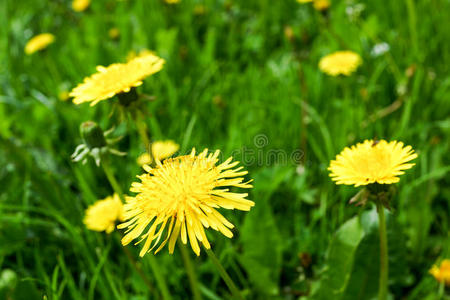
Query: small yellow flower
xmin=72 ymin=0 xmax=91 ymax=12
xmin=329 ymin=140 xmax=417 ymax=187
xmin=319 ymin=51 xmax=362 ymax=76
xmin=297 ymin=0 xmax=314 ymax=3
xmin=25 ymin=33 xmax=55 ymax=55
xmin=137 ymin=140 xmax=180 ymax=165
xmin=165 ymin=0 xmax=180 ymax=4
xmin=430 ymin=259 xmax=450 ymax=286
xmin=70 ymin=53 xmax=165 ymax=106
xmin=84 ymin=194 xmax=124 ymax=233
xmin=313 ymin=0 xmax=330 ymax=11
xmin=119 ymin=148 xmax=254 ymax=256
xmin=108 ymin=27 xmax=120 ymax=40
xmin=137 ymin=153 xmax=152 ymax=166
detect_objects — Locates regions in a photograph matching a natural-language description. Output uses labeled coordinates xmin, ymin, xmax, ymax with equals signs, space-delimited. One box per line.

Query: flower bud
xmin=80 ymin=121 xmax=107 ymax=149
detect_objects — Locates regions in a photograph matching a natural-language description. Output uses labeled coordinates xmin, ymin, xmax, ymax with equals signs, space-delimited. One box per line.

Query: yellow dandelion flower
xmin=328 ymin=140 xmax=417 ymax=187
xmin=319 ymin=51 xmax=362 ymax=76
xmin=152 ymin=140 xmax=179 ymax=161
xmin=430 ymin=259 xmax=450 ymax=286
xmin=70 ymin=53 xmax=165 ymax=106
xmin=108 ymin=27 xmax=120 ymax=39
xmin=84 ymin=194 xmax=124 ymax=233
xmin=25 ymin=33 xmax=55 ymax=55
xmin=137 ymin=140 xmax=180 ymax=166
xmin=119 ymin=148 xmax=254 ymax=256
xmin=313 ymin=0 xmax=330 ymax=11
xmin=137 ymin=153 xmax=152 ymax=166
xmin=165 ymin=0 xmax=180 ymax=4
xmin=72 ymin=0 xmax=91 ymax=12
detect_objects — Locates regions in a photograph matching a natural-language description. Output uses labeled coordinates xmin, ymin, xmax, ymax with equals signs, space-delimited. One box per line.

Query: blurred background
xmin=1 ymin=0 xmax=450 ymax=299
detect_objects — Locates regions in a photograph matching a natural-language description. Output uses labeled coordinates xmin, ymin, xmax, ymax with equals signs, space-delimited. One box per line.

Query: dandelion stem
xmin=205 ymin=248 xmax=244 ymax=300
xmin=100 ymin=157 xmax=125 ymax=203
xmin=179 ymin=243 xmax=203 ymax=300
xmin=376 ymin=201 xmax=389 ymax=300
xmin=135 ymin=110 xmax=152 ymax=157
xmin=438 ymin=281 xmax=444 ymax=299
xmin=147 ymin=255 xmax=173 ymax=300
xmin=405 ymin=0 xmax=419 ymax=58
xmin=119 ymin=236 xmax=155 ymax=295
xmin=298 ymin=65 xmax=308 ymax=165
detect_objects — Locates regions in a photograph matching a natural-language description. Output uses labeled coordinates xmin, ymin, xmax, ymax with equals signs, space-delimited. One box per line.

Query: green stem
xmin=100 ymin=157 xmax=125 ymax=203
xmin=179 ymin=243 xmax=202 ymax=300
xmin=101 ymin=156 xmax=171 ymax=300
xmin=120 ymin=240 xmax=155 ymax=295
xmin=325 ymin=22 xmax=349 ymax=49
xmin=135 ymin=110 xmax=152 ymax=156
xmin=205 ymin=248 xmax=244 ymax=300
xmin=438 ymin=281 xmax=444 ymax=299
xmin=147 ymin=255 xmax=172 ymax=300
xmin=297 ymin=62 xmax=308 ymax=165
xmin=376 ymin=202 xmax=389 ymax=300
xmin=405 ymin=0 xmax=419 ymax=59
xmin=339 ymin=77 xmax=356 ymax=142
xmin=44 ymin=54 xmax=61 ymax=86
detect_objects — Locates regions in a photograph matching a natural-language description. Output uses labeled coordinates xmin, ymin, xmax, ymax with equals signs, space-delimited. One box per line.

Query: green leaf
xmin=341 ymin=219 xmax=379 ymax=299
xmin=310 ymin=216 xmax=365 ymax=300
xmin=343 ymin=208 xmax=410 ymax=299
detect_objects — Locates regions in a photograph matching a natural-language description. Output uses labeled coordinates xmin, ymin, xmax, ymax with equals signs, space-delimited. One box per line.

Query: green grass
xmin=1 ymin=0 xmax=450 ymax=299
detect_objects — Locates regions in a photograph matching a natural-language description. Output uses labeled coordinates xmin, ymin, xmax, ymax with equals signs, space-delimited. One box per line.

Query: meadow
xmin=1 ymin=0 xmax=450 ymax=299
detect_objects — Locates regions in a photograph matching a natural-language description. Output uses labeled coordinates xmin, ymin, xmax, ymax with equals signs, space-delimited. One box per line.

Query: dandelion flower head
xmin=25 ymin=33 xmax=55 ymax=55
xmin=137 ymin=140 xmax=180 ymax=166
xmin=84 ymin=194 xmax=124 ymax=233
xmin=119 ymin=148 xmax=254 ymax=256
xmin=314 ymin=0 xmax=330 ymax=11
xmin=72 ymin=0 xmax=91 ymax=12
xmin=70 ymin=53 xmax=165 ymax=106
xmin=329 ymin=140 xmax=417 ymax=187
xmin=319 ymin=50 xmax=362 ymax=76
xmin=430 ymin=259 xmax=450 ymax=286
